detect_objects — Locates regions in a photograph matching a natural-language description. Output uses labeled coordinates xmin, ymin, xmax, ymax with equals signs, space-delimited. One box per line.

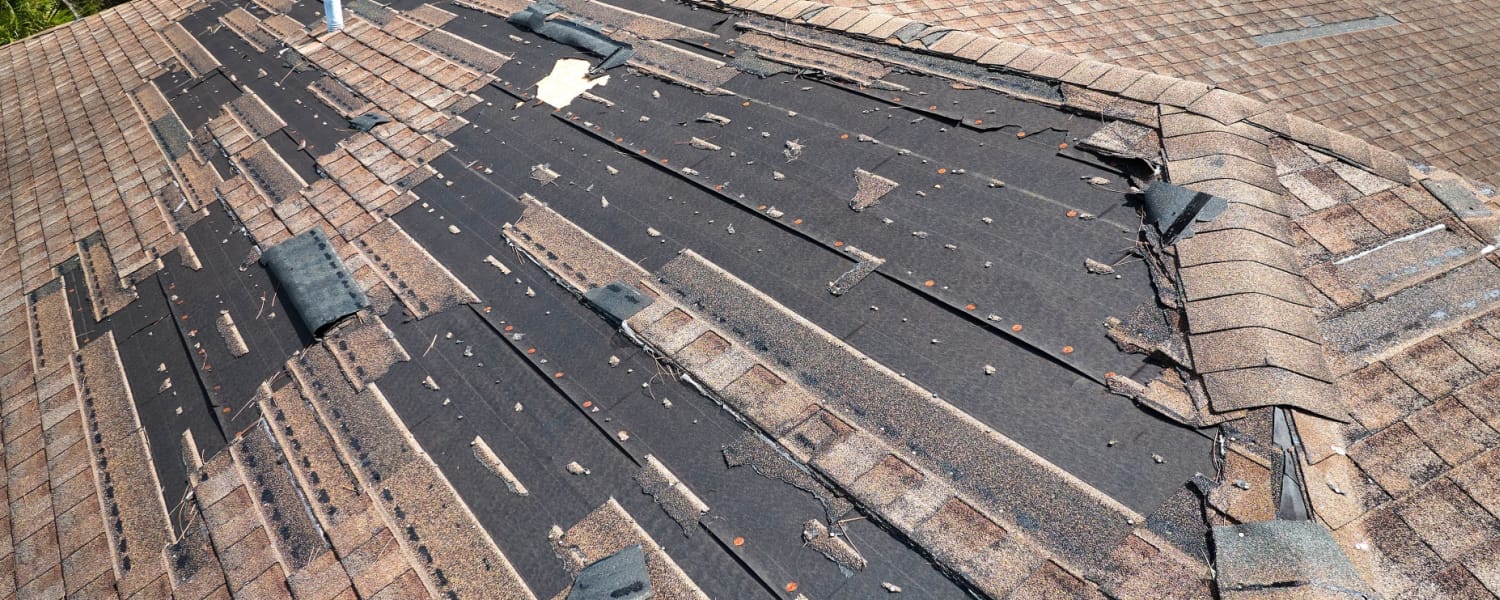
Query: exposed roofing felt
xmin=1 ymin=0 xmax=1498 ymax=597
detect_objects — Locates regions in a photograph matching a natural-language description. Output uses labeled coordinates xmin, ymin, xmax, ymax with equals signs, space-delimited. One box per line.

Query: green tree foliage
xmin=2 ymin=0 xmax=109 ymax=46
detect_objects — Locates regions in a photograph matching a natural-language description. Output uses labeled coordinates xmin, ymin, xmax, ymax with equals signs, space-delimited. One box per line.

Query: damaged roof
xmin=811 ymin=0 xmax=1500 ymax=189
xmin=0 ymin=0 xmax=1497 ymax=597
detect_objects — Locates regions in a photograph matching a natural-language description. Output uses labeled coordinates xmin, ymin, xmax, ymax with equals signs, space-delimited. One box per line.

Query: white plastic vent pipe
xmin=325 ymin=0 xmax=344 ymax=32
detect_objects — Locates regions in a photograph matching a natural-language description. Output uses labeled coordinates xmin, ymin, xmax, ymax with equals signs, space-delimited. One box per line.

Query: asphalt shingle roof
xmin=2 ymin=0 xmax=1498 ymax=597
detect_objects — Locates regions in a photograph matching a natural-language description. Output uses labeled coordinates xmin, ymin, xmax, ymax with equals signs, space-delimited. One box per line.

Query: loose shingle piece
xmin=1213 ymin=521 xmax=1370 ymax=594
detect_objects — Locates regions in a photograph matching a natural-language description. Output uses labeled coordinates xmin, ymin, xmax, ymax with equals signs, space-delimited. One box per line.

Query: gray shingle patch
xmin=891 ymin=22 xmax=928 ymax=43
xmin=569 ymin=545 xmax=652 ymax=600
xmin=260 ymin=227 xmax=371 ymax=335
xmin=584 ymin=281 xmax=654 ymax=324
xmin=1317 ymin=260 xmax=1500 ymax=358
xmin=1251 ymin=15 xmax=1400 ymax=47
xmin=1422 ymin=178 xmax=1493 ymax=219
xmin=148 ymin=114 xmax=193 ymax=162
xmin=1212 ymin=520 xmax=1371 ymax=593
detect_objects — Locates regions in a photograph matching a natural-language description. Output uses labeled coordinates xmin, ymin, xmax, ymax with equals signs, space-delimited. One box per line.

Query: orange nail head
xmin=1066 ymin=210 xmax=1078 ymax=218
xmin=504 ymin=325 xmax=514 ymax=332
xmin=527 ymin=348 xmax=536 ymax=354
xmin=1062 ymin=346 xmax=1074 ymax=354
xmin=615 ymin=137 xmax=624 ymax=142
xmin=785 ymin=583 xmax=798 ymax=592
xmin=660 ymin=158 xmax=669 ymax=164
xmin=222 ymin=407 xmax=231 ymax=413
xmin=793 ymin=218 xmax=803 ymax=225
xmin=742 ymin=101 xmax=751 ymax=106
xmin=840 ymin=133 xmax=849 ymax=140
xmin=1016 ymin=131 xmax=1026 ymax=138
xmin=928 ymin=105 xmax=938 ymax=110
xmin=965 ymin=303 xmax=977 ymax=311
xmin=1059 ymin=143 xmax=1068 ymax=149
xmin=1011 ymin=324 xmax=1024 ymax=332
xmin=1105 ymin=371 xmax=1117 ymax=378
xmin=924 ymin=279 xmax=936 ymax=287
xmin=554 ymin=371 xmax=565 ymax=378
xmin=834 ymin=240 xmax=845 ymax=247
xmin=974 ymin=119 xmax=984 ymax=125
xmin=937 ymin=167 xmax=948 ymax=174
xmin=583 ymin=401 xmax=593 ymax=408
xmin=892 ymin=96 xmax=901 ymax=102
xmin=733 ymin=537 xmax=745 ymax=546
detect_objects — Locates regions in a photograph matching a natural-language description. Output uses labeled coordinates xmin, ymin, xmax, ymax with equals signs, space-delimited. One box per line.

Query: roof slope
xmin=816 ymin=0 xmax=1500 ymax=188
xmin=0 ymin=0 xmax=1497 ymax=597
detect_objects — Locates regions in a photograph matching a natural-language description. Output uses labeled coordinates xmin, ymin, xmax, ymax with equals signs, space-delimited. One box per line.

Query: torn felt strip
xmin=1142 ymin=181 xmax=1228 ymax=244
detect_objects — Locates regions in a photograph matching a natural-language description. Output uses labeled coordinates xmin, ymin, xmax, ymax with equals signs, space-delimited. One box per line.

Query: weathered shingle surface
xmin=2 ymin=0 xmax=1495 ymax=596
xmin=813 ymin=0 xmax=1500 ymax=188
